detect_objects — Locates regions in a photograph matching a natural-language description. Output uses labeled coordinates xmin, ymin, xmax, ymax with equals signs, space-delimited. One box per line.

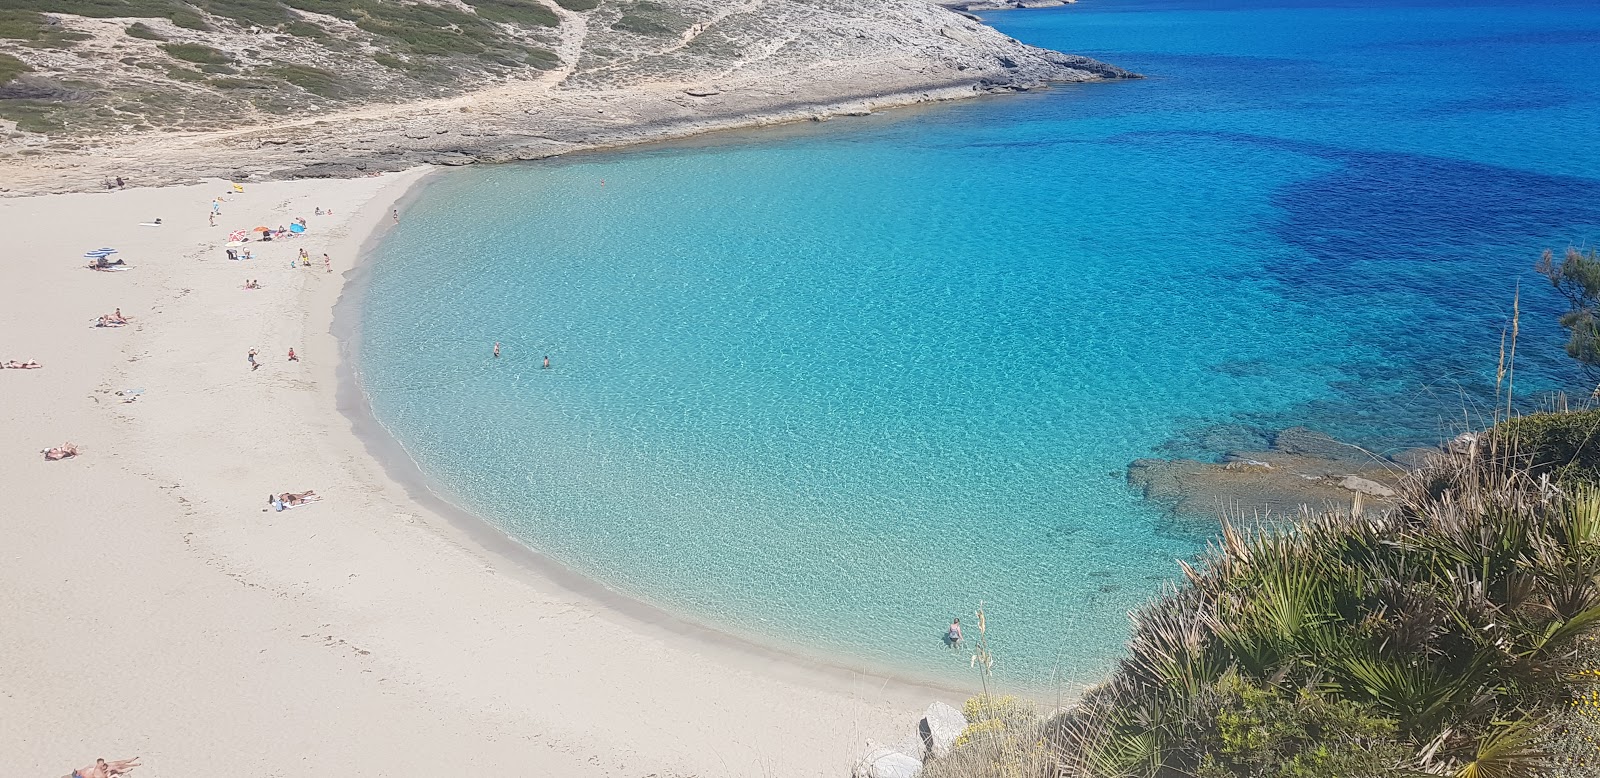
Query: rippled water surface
xmin=360 ymin=0 xmax=1600 ymax=685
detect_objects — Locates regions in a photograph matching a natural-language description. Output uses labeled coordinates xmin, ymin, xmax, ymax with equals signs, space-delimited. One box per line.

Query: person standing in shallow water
xmin=946 ymin=618 xmax=962 ymax=648
xmin=493 ymin=342 xmax=500 ymax=359
xmin=542 ymin=355 xmax=550 ymax=370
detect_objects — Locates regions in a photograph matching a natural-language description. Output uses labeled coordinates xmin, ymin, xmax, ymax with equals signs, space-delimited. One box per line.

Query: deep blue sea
xmin=359 ymin=0 xmax=1600 ymax=688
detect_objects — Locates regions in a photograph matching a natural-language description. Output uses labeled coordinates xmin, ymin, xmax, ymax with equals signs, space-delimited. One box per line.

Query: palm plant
xmin=1044 ymin=420 xmax=1600 ymax=778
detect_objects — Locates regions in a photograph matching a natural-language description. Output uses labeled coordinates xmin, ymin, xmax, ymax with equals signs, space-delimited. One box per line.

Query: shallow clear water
xmin=360 ymin=0 xmax=1600 ymax=687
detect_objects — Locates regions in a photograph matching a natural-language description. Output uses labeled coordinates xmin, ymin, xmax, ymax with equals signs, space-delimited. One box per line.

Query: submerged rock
xmin=1128 ymin=427 xmax=1409 ymax=520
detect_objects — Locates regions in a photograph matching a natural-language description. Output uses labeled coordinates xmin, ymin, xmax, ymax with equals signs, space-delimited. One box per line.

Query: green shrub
xmin=161 ymin=42 xmax=232 ymax=64
xmin=0 ymin=100 xmax=62 ymax=133
xmin=125 ymin=22 xmax=167 ymax=40
xmin=1190 ymin=675 xmax=1411 ymax=778
xmin=165 ymin=65 xmax=206 ymax=81
xmin=1489 ymin=409 xmax=1600 ymax=485
xmin=464 ymin=0 xmax=558 ymax=26
xmin=169 ymin=10 xmax=212 ymax=30
xmin=610 ymin=2 xmax=685 ymax=36
xmin=208 ymin=76 xmax=269 ymax=88
xmin=0 ymin=52 xmax=30 ymax=85
xmin=553 ymin=0 xmax=598 ymax=10
xmin=281 ymin=19 xmax=326 ymax=39
xmin=268 ymin=63 xmax=340 ymax=96
xmin=524 ymin=47 xmax=559 ymax=69
xmin=1047 ymin=435 xmax=1600 ymax=777
xmin=281 ymin=0 xmax=363 ymax=22
xmin=7 ymin=0 xmax=177 ymax=18
xmin=0 ymin=10 xmax=46 ymax=40
xmin=200 ymin=0 xmax=292 ymax=27
xmin=371 ymin=51 xmax=407 ymax=69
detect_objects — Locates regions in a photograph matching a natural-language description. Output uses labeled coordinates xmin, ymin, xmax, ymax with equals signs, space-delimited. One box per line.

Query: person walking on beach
xmin=208 ymin=211 xmax=215 ymax=227
xmin=946 ymin=617 xmax=963 ymax=648
xmin=323 ymin=253 xmax=331 ymax=273
xmin=247 ymin=348 xmax=258 ymax=371
xmin=493 ymin=342 xmax=500 ymax=359
xmin=287 ymin=348 xmax=298 ymax=362
xmin=392 ymin=208 xmax=400 ymax=224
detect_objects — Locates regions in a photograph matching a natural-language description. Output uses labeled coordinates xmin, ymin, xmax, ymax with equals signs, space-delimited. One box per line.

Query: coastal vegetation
xmin=924 ymin=411 xmax=1600 ymax=777
xmin=0 ymin=0 xmax=602 ymax=136
xmin=1537 ymin=247 xmax=1600 ymax=371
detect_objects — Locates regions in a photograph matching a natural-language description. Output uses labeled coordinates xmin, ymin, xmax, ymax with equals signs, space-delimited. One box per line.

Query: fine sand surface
xmin=0 ymin=169 xmax=951 ymax=777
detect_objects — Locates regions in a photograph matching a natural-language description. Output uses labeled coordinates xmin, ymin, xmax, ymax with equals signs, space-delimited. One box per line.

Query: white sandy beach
xmin=0 ymin=170 xmax=948 ymax=777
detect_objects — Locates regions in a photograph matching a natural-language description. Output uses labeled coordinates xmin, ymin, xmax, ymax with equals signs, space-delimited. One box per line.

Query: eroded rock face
xmin=1128 ymin=427 xmax=1412 ymax=520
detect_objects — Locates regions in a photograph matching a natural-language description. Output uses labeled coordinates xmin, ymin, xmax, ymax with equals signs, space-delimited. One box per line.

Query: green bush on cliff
xmin=1188 ymin=675 xmax=1411 ymax=778
xmin=1538 ymin=247 xmax=1600 ymax=369
xmin=0 ymin=52 xmax=30 ymax=85
xmin=267 ymin=63 xmax=340 ymax=96
xmin=924 ymin=411 xmax=1600 ymax=778
xmin=463 ymin=0 xmax=559 ymax=27
xmin=161 ymin=42 xmax=232 ymax=64
xmin=0 ymin=10 xmax=47 ymax=40
xmin=611 ymin=1 xmax=686 ymax=35
xmin=1486 ymin=408 xmax=1600 ymax=486
xmin=124 ymin=22 xmax=166 ymax=40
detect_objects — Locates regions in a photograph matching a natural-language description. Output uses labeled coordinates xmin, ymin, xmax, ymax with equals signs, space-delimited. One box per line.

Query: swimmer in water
xmin=493 ymin=342 xmax=501 ymax=358
xmin=542 ymin=355 xmax=550 ymax=369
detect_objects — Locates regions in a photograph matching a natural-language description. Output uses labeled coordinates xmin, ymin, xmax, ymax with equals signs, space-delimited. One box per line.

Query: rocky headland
xmin=0 ymin=0 xmax=1132 ymax=194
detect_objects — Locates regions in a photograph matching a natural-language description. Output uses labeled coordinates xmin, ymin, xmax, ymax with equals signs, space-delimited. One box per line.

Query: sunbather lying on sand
xmin=67 ymin=755 xmax=141 ymax=778
xmin=42 ymin=442 xmax=79 ymax=461
xmin=268 ymin=490 xmax=321 ymax=510
xmin=96 ymin=315 xmax=127 ymax=328
xmin=3 ymin=360 xmax=42 ymax=369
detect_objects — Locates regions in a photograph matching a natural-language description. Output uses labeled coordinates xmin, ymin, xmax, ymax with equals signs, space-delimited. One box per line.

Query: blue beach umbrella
xmin=83 ymin=247 xmax=118 ymax=257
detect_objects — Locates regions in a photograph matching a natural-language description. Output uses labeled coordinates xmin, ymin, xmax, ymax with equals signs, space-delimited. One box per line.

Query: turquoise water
xmin=360 ymin=0 xmax=1600 ymax=687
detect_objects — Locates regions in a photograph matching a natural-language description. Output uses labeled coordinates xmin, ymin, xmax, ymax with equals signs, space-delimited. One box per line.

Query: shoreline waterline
xmin=331 ymin=167 xmax=987 ymax=699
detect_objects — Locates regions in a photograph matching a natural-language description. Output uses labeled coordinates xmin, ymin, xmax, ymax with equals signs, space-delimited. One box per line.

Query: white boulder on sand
xmin=853 ymin=740 xmax=924 ymax=778
xmin=920 ymin=700 xmax=968 ymax=758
